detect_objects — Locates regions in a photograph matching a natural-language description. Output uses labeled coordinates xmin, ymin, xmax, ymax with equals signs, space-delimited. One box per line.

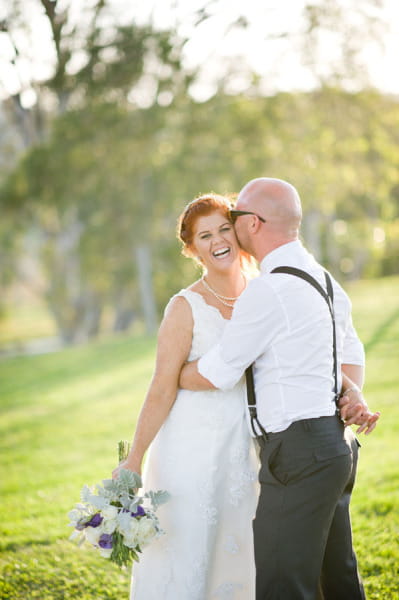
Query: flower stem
xmin=118 ymin=440 xmax=130 ymax=463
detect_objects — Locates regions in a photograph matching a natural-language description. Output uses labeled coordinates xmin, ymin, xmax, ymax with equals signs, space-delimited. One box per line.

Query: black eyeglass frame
xmin=229 ymin=210 xmax=266 ymax=223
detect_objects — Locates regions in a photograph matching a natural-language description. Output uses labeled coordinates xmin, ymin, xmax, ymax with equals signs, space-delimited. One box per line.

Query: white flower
xmin=84 ymin=525 xmax=103 ymax=546
xmin=136 ymin=517 xmax=157 ymax=548
xmin=68 ymin=508 xmax=85 ymax=527
xmin=103 ymin=518 xmax=118 ymax=535
xmin=117 ymin=511 xmax=135 ymax=536
xmin=68 ymin=509 xmax=81 ymax=522
xmin=101 ymin=505 xmax=119 ymax=520
xmin=99 ymin=547 xmax=113 ymax=558
xmin=122 ymin=518 xmax=140 ymax=549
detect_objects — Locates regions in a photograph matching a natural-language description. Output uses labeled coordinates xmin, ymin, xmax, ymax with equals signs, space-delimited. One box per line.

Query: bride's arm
xmin=339 ymin=365 xmax=380 ymax=434
xmin=112 ymin=296 xmax=193 ymax=478
xmin=341 ymin=363 xmax=364 ymax=390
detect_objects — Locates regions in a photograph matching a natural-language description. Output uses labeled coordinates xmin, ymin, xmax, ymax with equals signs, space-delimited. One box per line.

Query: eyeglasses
xmin=229 ymin=210 xmax=266 ymax=224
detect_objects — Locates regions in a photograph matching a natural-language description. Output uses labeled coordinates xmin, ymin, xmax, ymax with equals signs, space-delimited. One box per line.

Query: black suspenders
xmin=245 ymin=267 xmax=340 ymax=441
xmin=245 ymin=361 xmax=267 ymax=438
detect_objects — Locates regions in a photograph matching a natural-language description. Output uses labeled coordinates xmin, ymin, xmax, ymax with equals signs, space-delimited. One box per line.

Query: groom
xmin=179 ymin=178 xmax=379 ymax=599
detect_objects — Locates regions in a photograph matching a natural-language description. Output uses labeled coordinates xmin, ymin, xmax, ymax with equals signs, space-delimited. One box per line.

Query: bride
xmin=113 ymin=193 xmax=259 ymax=599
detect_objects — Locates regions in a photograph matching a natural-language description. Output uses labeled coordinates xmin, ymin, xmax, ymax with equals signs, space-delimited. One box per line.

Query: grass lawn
xmin=0 ymin=276 xmax=398 ymax=599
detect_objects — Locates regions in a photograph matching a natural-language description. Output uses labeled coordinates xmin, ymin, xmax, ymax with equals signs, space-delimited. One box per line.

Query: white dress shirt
xmin=198 ymin=240 xmax=365 ymax=434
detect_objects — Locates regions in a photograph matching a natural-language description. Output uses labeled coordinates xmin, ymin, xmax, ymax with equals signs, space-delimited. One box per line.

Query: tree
xmin=0 ymin=0 xmax=193 ymax=341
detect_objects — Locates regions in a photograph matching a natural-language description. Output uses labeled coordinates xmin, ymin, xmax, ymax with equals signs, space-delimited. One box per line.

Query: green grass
xmin=1 ymin=276 xmax=399 ymax=599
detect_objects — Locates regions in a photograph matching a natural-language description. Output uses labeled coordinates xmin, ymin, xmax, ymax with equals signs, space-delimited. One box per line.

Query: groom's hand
xmin=339 ymin=389 xmax=380 ymax=435
xmin=179 ymin=359 xmax=216 ymax=391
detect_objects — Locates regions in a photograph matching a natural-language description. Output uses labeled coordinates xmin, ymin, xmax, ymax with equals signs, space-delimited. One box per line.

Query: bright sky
xmin=147 ymin=0 xmax=399 ymax=98
xmin=0 ymin=0 xmax=398 ymax=104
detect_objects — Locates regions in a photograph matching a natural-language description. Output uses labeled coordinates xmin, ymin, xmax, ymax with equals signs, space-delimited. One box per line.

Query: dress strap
xmin=164 ymin=289 xmax=201 ymax=319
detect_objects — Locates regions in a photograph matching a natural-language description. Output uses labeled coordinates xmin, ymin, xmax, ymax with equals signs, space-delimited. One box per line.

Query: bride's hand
xmin=338 ymin=389 xmax=380 ymax=435
xmin=112 ymin=458 xmax=142 ymax=480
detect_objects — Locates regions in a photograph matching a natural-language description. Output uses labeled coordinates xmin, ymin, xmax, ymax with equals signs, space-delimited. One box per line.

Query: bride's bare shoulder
xmin=158 ymin=294 xmax=194 ymax=354
xmin=162 ymin=278 xmax=206 ymax=329
xmin=163 ymin=292 xmax=193 ymax=323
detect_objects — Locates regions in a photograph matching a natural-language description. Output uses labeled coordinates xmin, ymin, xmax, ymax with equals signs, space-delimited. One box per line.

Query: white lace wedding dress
xmin=130 ymin=289 xmax=259 ymax=600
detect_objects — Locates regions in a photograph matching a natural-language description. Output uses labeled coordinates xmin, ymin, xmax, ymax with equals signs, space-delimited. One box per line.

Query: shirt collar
xmin=259 ymin=240 xmax=305 ymax=273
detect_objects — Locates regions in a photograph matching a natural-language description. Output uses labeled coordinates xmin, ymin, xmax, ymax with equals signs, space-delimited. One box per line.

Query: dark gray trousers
xmin=253 ymin=415 xmax=365 ymax=600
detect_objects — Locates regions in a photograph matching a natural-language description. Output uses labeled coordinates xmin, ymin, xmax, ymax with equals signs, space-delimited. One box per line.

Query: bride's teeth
xmin=213 ymin=248 xmax=230 ymax=257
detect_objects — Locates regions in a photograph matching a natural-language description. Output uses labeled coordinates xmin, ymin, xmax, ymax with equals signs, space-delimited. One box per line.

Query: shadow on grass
xmin=1 ymin=539 xmax=53 ymax=553
xmin=364 ymin=307 xmax=399 ymax=354
xmin=0 ymin=333 xmax=156 ymax=411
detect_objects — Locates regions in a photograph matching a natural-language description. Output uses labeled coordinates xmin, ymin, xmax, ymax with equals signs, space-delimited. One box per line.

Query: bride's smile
xmin=190 ymin=212 xmax=239 ymax=272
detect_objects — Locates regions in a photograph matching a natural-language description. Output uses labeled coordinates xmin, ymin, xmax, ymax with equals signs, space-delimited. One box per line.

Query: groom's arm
xmin=179 ymin=359 xmax=216 ymax=391
xmin=179 ymin=278 xmax=284 ymax=391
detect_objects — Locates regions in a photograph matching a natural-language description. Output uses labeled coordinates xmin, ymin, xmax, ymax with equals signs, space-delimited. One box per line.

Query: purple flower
xmin=131 ymin=505 xmax=146 ymax=517
xmin=85 ymin=513 xmax=103 ymax=528
xmin=99 ymin=533 xmax=113 ymax=549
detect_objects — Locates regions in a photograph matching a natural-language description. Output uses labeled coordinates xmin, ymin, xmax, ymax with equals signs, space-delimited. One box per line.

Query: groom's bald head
xmin=238 ymin=178 xmax=302 ymax=233
xmin=235 ymin=178 xmax=302 ymax=260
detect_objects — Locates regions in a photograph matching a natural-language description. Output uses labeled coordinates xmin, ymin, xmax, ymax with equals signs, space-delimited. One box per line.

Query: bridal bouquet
xmin=68 ymin=442 xmax=169 ymax=567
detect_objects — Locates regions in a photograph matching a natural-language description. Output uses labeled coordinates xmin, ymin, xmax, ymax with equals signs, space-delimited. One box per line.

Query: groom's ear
xmin=249 ymin=215 xmax=262 ymax=234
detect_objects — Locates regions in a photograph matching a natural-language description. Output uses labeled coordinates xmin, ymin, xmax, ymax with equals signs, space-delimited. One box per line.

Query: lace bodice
xmin=168 ymin=288 xmax=227 ymax=361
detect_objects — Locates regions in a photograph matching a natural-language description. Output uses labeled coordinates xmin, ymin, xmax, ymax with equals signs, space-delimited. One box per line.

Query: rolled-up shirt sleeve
xmin=198 ymin=343 xmax=243 ymax=390
xmin=198 ymin=278 xmax=285 ymax=390
xmin=342 ymin=314 xmax=365 ymax=365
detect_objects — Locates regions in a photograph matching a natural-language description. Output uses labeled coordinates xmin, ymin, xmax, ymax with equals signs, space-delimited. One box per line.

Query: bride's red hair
xmin=177 ymin=192 xmax=257 ymax=274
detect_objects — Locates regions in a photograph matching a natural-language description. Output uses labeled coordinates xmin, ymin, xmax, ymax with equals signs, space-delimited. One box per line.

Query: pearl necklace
xmin=201 ymin=276 xmax=245 ymax=308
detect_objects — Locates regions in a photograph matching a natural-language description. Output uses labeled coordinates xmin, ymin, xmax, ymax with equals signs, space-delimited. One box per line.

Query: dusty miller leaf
xmin=80 ymin=484 xmax=92 ymax=503
xmin=118 ymin=469 xmax=142 ymax=491
xmin=92 ymin=495 xmax=109 ymax=509
xmin=145 ymin=490 xmax=170 ymax=510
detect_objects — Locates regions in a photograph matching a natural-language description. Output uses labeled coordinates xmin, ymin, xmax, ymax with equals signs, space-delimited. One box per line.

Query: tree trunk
xmin=134 ymin=243 xmax=157 ymax=334
xmin=112 ymin=287 xmax=136 ymax=333
xmin=44 ymin=214 xmax=103 ymax=344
